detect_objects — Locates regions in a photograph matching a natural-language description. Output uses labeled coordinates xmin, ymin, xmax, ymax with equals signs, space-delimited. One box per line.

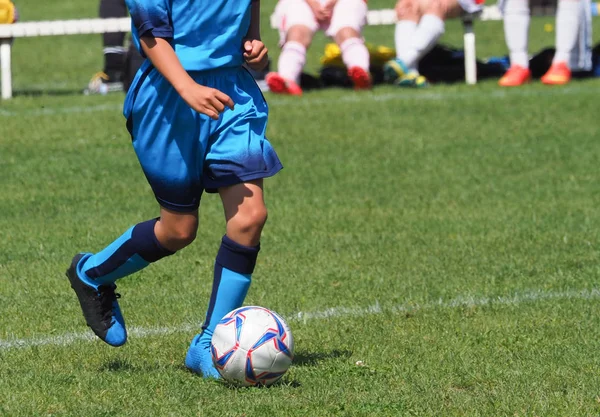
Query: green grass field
xmin=2 ymin=1 xmax=600 ymax=416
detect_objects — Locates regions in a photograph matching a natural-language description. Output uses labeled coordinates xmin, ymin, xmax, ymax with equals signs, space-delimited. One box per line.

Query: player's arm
xmin=140 ymin=37 xmax=233 ymax=120
xmin=243 ymin=0 xmax=269 ymax=71
xmin=126 ymin=0 xmax=233 ymax=119
xmin=140 ymin=38 xmax=234 ymax=120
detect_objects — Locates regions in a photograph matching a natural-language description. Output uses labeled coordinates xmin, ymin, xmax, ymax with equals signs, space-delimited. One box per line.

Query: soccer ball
xmin=211 ymin=306 xmax=294 ymax=386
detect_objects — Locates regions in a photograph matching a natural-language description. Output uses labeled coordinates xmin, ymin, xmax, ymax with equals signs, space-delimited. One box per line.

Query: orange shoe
xmin=498 ymin=65 xmax=532 ymax=87
xmin=347 ymin=66 xmax=372 ymax=90
xmin=540 ymin=62 xmax=571 ymax=85
xmin=265 ymin=72 xmax=303 ymax=96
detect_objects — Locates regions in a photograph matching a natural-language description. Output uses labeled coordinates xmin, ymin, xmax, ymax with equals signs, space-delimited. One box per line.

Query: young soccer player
xmin=66 ymin=0 xmax=280 ymax=379
xmin=498 ymin=0 xmax=592 ymax=86
xmin=267 ymin=0 xmax=372 ymax=95
xmin=383 ymin=0 xmax=484 ymax=87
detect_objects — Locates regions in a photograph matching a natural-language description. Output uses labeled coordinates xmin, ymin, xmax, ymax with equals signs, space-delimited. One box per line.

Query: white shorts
xmin=273 ymin=0 xmax=368 ymax=42
xmin=498 ymin=0 xmax=593 ymax=71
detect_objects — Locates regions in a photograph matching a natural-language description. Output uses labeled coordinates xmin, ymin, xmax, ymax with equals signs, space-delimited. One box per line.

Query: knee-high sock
xmin=78 ymin=218 xmax=173 ymax=289
xmin=397 ymin=15 xmax=445 ymax=72
xmin=340 ymin=38 xmax=370 ymax=71
xmin=200 ymin=236 xmax=260 ymax=340
xmin=554 ymin=0 xmax=581 ymax=65
xmin=503 ymin=0 xmax=531 ymax=68
xmin=277 ymin=41 xmax=306 ymax=84
xmin=99 ymin=0 xmax=127 ymax=76
xmin=395 ymin=20 xmax=418 ymax=61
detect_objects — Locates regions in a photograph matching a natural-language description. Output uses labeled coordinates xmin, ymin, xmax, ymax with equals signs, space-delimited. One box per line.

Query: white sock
xmin=554 ymin=0 xmax=581 ymax=65
xmin=399 ymin=15 xmax=445 ymax=71
xmin=340 ymin=38 xmax=370 ymax=71
xmin=395 ymin=20 xmax=418 ymax=62
xmin=277 ymin=41 xmax=306 ymax=84
xmin=502 ymin=0 xmax=530 ymax=68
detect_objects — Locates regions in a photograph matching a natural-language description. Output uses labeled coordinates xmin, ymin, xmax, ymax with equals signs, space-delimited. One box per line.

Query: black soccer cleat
xmin=66 ymin=253 xmax=127 ymax=347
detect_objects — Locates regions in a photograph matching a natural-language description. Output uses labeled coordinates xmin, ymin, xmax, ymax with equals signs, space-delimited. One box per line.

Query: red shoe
xmin=347 ymin=66 xmax=372 ymax=90
xmin=541 ymin=62 xmax=571 ymax=85
xmin=265 ymin=72 xmax=302 ymax=96
xmin=498 ymin=65 xmax=531 ymax=87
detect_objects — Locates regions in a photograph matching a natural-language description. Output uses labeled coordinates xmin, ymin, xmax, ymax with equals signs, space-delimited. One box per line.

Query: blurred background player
xmin=499 ymin=0 xmax=592 ymax=86
xmin=85 ymin=0 xmax=128 ymax=94
xmin=267 ymin=0 xmax=371 ymax=95
xmin=383 ymin=0 xmax=484 ymax=87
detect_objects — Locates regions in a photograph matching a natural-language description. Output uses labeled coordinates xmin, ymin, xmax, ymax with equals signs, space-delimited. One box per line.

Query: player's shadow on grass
xmin=216 ymin=350 xmax=353 ymax=390
xmin=98 ymin=359 xmax=165 ymax=373
xmin=292 ymin=349 xmax=352 ymax=367
xmin=99 ymin=359 xmax=137 ymax=372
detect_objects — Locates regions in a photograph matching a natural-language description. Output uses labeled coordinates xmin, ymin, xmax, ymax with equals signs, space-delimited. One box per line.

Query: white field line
xmin=0 ymin=85 xmax=598 ymax=117
xmin=1 ymin=287 xmax=599 ymax=351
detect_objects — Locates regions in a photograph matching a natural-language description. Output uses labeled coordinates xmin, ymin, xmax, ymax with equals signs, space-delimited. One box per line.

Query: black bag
xmin=418 ymin=44 xmax=506 ymax=82
xmin=317 ymin=44 xmax=507 ymax=88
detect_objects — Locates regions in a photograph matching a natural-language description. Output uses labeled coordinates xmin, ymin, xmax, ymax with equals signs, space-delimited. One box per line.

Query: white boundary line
xmin=1 ymin=287 xmax=599 ymax=350
xmin=0 ymin=85 xmax=599 ymax=117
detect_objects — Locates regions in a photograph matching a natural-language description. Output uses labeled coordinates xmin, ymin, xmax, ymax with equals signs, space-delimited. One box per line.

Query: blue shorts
xmin=123 ymin=63 xmax=282 ymax=212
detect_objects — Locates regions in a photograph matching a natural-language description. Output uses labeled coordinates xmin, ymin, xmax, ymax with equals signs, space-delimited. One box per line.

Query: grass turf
xmin=1 ymin=1 xmax=600 ymax=416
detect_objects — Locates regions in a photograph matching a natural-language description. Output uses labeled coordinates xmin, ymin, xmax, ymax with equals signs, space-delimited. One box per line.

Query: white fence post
xmin=463 ymin=18 xmax=477 ymax=85
xmin=1 ymin=38 xmax=12 ymax=100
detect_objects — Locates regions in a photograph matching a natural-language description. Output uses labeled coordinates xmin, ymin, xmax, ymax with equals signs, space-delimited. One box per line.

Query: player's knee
xmin=425 ymin=0 xmax=447 ymax=18
xmin=441 ymin=0 xmax=462 ymax=18
xmin=334 ymin=27 xmax=360 ymax=44
xmin=396 ymin=0 xmax=420 ymax=20
xmin=166 ymin=225 xmax=198 ymax=249
xmin=234 ymin=206 xmax=268 ymax=238
xmin=286 ymin=25 xmax=313 ymax=48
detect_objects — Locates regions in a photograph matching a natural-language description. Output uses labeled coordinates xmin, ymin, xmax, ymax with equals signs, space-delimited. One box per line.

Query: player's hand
xmin=243 ymin=39 xmax=269 ymax=71
xmin=179 ymin=83 xmax=234 ymax=120
xmin=322 ymin=0 xmax=337 ymax=16
xmin=307 ymin=0 xmax=331 ymax=22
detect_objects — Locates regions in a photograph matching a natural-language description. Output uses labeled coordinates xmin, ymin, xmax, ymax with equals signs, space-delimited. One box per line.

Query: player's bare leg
xmin=334 ymin=27 xmax=372 ymax=90
xmin=186 ymin=180 xmax=268 ymax=378
xmin=219 ymin=180 xmax=268 ymax=247
xmin=154 ymin=208 xmax=199 ymax=252
xmin=267 ymin=25 xmax=312 ymax=95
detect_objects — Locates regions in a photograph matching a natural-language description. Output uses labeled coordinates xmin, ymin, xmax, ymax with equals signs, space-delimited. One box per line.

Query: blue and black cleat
xmin=66 ymin=253 xmax=127 ymax=347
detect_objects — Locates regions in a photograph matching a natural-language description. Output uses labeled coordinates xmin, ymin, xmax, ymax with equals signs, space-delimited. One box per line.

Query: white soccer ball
xmin=211 ymin=306 xmax=294 ymax=386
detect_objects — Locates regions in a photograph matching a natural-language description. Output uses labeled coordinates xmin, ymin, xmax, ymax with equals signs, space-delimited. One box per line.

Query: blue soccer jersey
xmin=125 ymin=0 xmax=253 ymax=71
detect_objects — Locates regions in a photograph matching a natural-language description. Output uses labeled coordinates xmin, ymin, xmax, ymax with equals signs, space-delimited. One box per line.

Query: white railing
xmin=0 ymin=17 xmax=130 ymax=99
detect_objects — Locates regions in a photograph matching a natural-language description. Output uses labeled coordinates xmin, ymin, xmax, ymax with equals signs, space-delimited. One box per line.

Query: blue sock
xmin=201 ymin=235 xmax=260 ymax=338
xmin=78 ymin=218 xmax=173 ymax=289
xmin=185 ymin=235 xmax=260 ymax=377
